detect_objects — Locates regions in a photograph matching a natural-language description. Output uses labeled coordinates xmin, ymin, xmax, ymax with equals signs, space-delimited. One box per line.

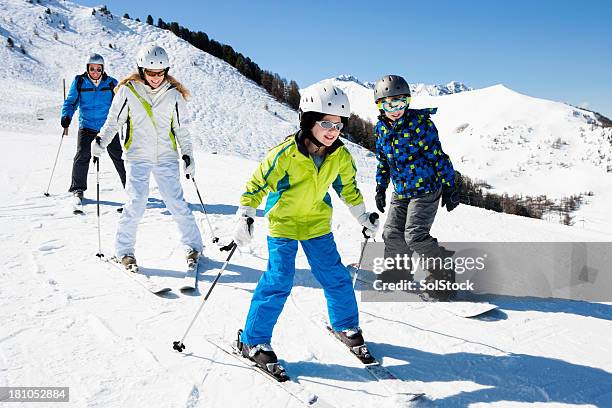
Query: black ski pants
xmin=69 ymin=128 xmax=126 ymax=193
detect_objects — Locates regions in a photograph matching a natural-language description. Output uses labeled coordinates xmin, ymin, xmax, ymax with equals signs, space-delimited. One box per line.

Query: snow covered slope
xmin=322 ymin=76 xmax=612 ymax=233
xmin=0 ymin=0 xmax=378 ymax=169
xmin=1 ymin=120 xmax=612 ymax=408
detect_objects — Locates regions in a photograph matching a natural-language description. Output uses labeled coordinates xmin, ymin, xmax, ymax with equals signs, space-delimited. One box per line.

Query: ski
xmin=180 ymin=256 xmax=199 ymax=292
xmin=103 ymin=256 xmax=172 ymax=295
xmin=432 ymin=301 xmax=498 ymax=318
xmin=203 ymin=336 xmax=334 ymax=407
xmin=288 ymin=290 xmax=424 ymax=401
xmin=315 ymin=315 xmax=424 ymax=401
xmin=348 ymin=264 xmax=498 ymax=318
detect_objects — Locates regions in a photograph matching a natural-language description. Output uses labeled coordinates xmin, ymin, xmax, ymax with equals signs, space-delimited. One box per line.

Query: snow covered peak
xmin=333 ymin=75 xmax=471 ymax=95
xmin=410 ymin=81 xmax=473 ymax=96
xmin=334 ymin=74 xmax=371 ymax=87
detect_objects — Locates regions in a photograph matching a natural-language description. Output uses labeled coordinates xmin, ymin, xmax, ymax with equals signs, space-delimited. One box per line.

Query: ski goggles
xmin=143 ymin=69 xmax=166 ymax=77
xmin=377 ymin=96 xmax=411 ymax=112
xmin=316 ymin=120 xmax=344 ymax=131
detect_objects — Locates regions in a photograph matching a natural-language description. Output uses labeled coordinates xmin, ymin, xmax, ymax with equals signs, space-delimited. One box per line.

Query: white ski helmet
xmin=136 ymin=45 xmax=170 ymax=69
xmin=299 ymin=82 xmax=350 ymax=118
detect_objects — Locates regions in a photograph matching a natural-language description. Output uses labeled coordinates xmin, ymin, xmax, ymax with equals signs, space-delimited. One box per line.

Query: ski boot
xmin=421 ymin=247 xmax=456 ymax=301
xmin=379 ymin=266 xmax=413 ymax=288
xmin=73 ymin=190 xmax=84 ymax=202
xmin=120 ymin=254 xmax=138 ymax=273
xmin=332 ymin=327 xmax=375 ymax=364
xmin=378 ymin=249 xmax=414 ymax=290
xmin=186 ymin=248 xmax=199 ymax=269
xmin=71 ymin=190 xmax=84 ymax=214
xmin=235 ymin=329 xmax=289 ymax=382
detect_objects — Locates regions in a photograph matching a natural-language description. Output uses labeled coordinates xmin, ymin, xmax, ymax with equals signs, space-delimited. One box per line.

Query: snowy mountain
xmin=0 ymin=0 xmax=381 ymax=173
xmin=320 ymin=77 xmax=612 ymax=233
xmin=1 ymin=1 xmax=612 ymax=408
xmin=334 ymin=75 xmax=472 ymax=96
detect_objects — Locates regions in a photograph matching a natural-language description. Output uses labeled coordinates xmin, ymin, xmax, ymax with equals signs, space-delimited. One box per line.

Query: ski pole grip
xmin=362 ymin=212 xmax=379 ymax=239
xmin=246 ymin=216 xmax=254 ymax=235
xmin=93 ymin=137 xmax=102 ymax=164
xmin=182 ymin=154 xmax=191 ymax=179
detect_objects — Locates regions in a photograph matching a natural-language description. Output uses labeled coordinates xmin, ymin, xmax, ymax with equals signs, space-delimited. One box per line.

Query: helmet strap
xmin=138 ymin=67 xmax=153 ymax=88
xmin=306 ymin=131 xmax=325 ymax=148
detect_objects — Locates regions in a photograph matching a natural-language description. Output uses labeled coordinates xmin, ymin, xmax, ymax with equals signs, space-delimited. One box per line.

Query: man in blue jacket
xmin=61 ymin=53 xmax=126 ymax=202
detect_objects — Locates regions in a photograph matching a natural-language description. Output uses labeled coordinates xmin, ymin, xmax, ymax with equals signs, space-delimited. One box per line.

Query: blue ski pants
xmin=241 ymin=233 xmax=359 ymax=345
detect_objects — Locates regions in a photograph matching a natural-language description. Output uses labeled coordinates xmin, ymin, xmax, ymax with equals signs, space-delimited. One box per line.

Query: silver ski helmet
xmin=86 ymin=53 xmax=105 ymax=73
xmin=373 ymin=75 xmax=411 ymax=102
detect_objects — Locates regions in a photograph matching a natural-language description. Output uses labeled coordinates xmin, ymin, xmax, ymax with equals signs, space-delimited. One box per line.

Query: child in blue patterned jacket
xmin=373 ymin=74 xmax=461 ymax=300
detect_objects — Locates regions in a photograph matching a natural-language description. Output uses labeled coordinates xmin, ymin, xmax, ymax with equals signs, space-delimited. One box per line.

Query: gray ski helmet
xmin=374 ymin=75 xmax=411 ymax=101
xmin=86 ymin=53 xmax=105 ymax=70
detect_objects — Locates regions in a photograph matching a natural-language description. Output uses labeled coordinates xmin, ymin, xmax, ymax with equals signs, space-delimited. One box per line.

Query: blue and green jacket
xmin=375 ymin=108 xmax=455 ymax=198
xmin=241 ymin=131 xmax=364 ymax=240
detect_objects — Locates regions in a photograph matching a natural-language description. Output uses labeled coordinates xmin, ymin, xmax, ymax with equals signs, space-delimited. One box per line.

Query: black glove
xmin=375 ymin=185 xmax=386 ymax=213
xmin=441 ymin=171 xmax=462 ymax=212
xmin=61 ymin=116 xmax=71 ymax=128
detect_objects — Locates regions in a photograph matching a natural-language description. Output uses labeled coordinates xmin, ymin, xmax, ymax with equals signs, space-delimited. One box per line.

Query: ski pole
xmin=94 ymin=154 xmax=104 ymax=259
xmin=44 ymin=79 xmax=68 ymax=197
xmin=182 ymin=155 xmax=219 ymax=243
xmin=172 ymin=219 xmax=252 ymax=352
xmin=352 ymin=212 xmax=379 ymax=288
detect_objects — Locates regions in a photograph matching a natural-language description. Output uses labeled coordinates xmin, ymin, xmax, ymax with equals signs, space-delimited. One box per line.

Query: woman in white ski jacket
xmin=92 ymin=44 xmax=202 ymax=269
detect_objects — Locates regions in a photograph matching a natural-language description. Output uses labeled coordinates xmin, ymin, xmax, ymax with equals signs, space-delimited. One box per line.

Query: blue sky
xmin=78 ymin=0 xmax=612 ymax=117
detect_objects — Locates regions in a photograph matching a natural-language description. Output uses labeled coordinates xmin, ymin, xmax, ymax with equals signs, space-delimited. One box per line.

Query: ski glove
xmin=233 ymin=206 xmax=256 ymax=247
xmin=441 ymin=171 xmax=463 ymax=212
xmin=61 ymin=116 xmax=71 ymax=129
xmin=375 ymin=185 xmax=386 ymax=213
xmin=182 ymin=155 xmax=196 ymax=179
xmin=349 ymin=202 xmax=380 ymax=238
xmin=91 ymin=139 xmax=105 ymax=158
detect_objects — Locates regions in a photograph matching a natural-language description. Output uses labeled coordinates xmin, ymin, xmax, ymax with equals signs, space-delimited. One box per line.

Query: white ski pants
xmin=115 ymin=160 xmax=203 ymax=257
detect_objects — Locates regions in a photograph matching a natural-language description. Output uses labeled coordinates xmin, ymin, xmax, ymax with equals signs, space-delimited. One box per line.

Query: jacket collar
xmin=294 ymin=130 xmax=344 ymax=157
xmin=128 ymin=80 xmax=172 ymax=104
xmin=81 ymin=72 xmax=109 ymax=84
xmin=378 ymin=108 xmax=438 ymax=133
xmin=378 ymin=112 xmax=406 ymax=131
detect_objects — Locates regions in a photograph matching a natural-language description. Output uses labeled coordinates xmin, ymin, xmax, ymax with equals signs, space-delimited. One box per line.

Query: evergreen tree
xmin=191 ymin=31 xmax=209 ymax=51
xmin=168 ymin=22 xmax=180 ymax=36
xmin=286 ymin=81 xmax=300 ymax=110
xmin=222 ymin=44 xmax=236 ymax=66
